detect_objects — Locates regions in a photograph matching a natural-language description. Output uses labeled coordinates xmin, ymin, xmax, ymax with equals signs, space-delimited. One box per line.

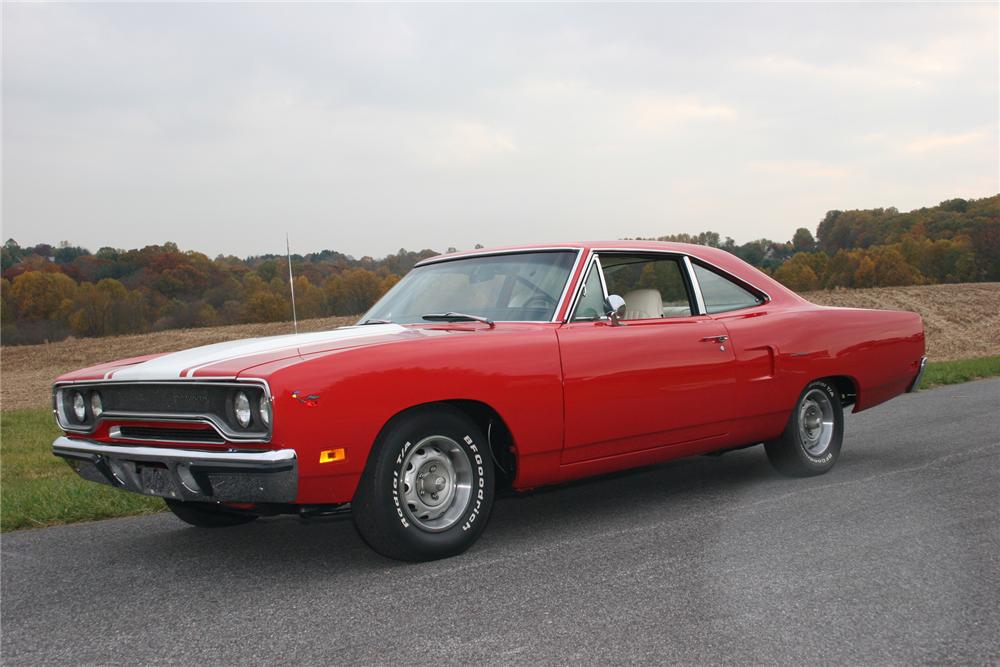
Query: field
xmin=2 ymin=283 xmax=998 ymax=531
xmin=2 ymin=283 xmax=998 ymax=412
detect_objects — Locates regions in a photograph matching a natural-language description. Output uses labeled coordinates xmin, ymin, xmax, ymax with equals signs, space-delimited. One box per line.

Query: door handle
xmin=700 ymin=335 xmax=728 ymax=343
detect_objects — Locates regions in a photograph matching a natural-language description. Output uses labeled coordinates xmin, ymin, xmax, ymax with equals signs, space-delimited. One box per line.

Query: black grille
xmin=99 ymin=384 xmax=235 ymax=415
xmin=117 ymin=426 xmax=225 ymax=443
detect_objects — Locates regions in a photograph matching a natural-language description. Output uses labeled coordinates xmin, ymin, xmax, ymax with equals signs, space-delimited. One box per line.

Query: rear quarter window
xmin=693 ymin=263 xmax=764 ymax=314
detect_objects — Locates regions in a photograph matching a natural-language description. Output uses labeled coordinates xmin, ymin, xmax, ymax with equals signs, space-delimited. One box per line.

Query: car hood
xmin=73 ymin=324 xmax=414 ymax=382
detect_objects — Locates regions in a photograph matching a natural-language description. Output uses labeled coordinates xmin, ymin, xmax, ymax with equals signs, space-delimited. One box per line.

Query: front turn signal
xmin=319 ymin=448 xmax=346 ymax=464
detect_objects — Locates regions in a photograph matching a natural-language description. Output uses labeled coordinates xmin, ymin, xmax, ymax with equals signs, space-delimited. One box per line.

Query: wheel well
xmin=440 ymin=400 xmax=517 ymax=491
xmin=823 ymin=375 xmax=858 ymax=408
xmin=381 ymin=400 xmax=518 ymax=491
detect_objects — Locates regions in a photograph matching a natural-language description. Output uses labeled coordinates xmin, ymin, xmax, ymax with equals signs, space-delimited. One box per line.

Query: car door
xmin=556 ymin=253 xmax=737 ymax=464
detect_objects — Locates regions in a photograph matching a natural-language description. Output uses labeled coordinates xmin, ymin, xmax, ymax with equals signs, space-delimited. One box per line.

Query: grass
xmin=921 ymin=355 xmax=1000 ymax=388
xmin=2 ymin=355 xmax=998 ymax=532
xmin=1 ymin=409 xmax=162 ymax=531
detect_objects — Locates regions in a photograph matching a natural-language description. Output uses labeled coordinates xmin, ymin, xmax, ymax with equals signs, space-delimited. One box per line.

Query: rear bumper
xmin=907 ymin=356 xmax=928 ymax=393
xmin=52 ymin=437 xmax=297 ymax=503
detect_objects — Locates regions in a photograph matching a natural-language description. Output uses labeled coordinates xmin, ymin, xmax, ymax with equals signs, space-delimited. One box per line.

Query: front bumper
xmin=907 ymin=356 xmax=928 ymax=393
xmin=52 ymin=437 xmax=297 ymax=503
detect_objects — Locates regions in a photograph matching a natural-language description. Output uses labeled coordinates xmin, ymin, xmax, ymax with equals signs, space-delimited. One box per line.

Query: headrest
xmin=623 ymin=289 xmax=663 ymax=320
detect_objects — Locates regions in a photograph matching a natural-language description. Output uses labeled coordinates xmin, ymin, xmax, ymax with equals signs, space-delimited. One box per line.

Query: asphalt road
xmin=3 ymin=379 xmax=998 ymax=665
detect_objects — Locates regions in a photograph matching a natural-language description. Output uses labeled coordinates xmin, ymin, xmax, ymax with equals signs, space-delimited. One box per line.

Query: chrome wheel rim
xmin=798 ymin=388 xmax=835 ymax=457
xmin=398 ymin=435 xmax=472 ymax=532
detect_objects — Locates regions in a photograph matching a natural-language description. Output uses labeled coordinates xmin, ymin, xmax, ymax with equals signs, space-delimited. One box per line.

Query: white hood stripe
xmin=104 ymin=324 xmax=407 ymax=382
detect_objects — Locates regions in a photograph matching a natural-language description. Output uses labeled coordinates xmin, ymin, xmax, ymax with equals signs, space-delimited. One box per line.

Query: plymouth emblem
xmin=291 ymin=391 xmax=320 ymax=407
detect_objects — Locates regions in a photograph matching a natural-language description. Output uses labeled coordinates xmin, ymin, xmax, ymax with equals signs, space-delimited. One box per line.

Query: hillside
xmin=2 ymin=283 xmax=997 ymax=411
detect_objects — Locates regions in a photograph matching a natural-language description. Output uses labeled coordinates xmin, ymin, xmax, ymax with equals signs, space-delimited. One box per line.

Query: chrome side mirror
xmin=605 ymin=294 xmax=626 ymax=326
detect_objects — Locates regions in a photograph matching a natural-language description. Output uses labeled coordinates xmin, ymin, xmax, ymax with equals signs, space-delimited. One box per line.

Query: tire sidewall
xmin=791 ymin=380 xmax=844 ymax=470
xmin=369 ymin=408 xmax=494 ymax=559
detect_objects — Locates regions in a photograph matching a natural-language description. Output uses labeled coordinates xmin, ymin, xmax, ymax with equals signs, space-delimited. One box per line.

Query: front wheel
xmin=352 ymin=405 xmax=495 ymax=561
xmin=765 ymin=379 xmax=844 ymax=477
xmin=164 ymin=499 xmax=259 ymax=528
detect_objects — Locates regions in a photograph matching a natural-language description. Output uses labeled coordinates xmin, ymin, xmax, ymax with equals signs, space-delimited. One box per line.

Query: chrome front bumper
xmin=907 ymin=356 xmax=928 ymax=393
xmin=52 ymin=437 xmax=297 ymax=503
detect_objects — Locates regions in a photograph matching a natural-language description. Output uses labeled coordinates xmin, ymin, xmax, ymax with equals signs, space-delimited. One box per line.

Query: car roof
xmin=416 ymin=240 xmax=715 ymax=265
xmin=415 ymin=240 xmax=805 ymax=307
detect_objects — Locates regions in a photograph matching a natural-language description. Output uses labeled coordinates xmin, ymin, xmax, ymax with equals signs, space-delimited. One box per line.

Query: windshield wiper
xmin=421 ymin=312 xmax=495 ymax=328
xmin=359 ymin=318 xmax=392 ymax=325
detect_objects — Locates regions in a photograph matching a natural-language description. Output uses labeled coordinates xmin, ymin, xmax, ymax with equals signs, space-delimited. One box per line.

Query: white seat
xmin=662 ymin=305 xmax=692 ymax=318
xmin=623 ymin=289 xmax=663 ymax=320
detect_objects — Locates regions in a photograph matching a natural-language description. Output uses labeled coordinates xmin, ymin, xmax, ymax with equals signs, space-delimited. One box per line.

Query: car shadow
xmin=123 ymin=445 xmax=785 ymax=576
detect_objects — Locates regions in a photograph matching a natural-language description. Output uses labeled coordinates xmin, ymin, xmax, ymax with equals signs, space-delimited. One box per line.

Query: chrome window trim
xmin=562 ymin=249 xmax=595 ymax=322
xmin=414 ymin=246 xmax=583 ymax=267
xmin=683 ymin=255 xmax=707 ymax=316
xmin=52 ymin=379 xmax=273 ymax=444
xmin=551 ymin=249 xmax=586 ymax=322
xmin=562 ymin=247 xmax=771 ymax=323
xmin=567 ymin=254 xmax=612 ymax=322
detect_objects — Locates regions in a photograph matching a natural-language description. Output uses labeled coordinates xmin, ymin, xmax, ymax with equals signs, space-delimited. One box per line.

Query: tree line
xmin=1 ymin=195 xmax=997 ymax=345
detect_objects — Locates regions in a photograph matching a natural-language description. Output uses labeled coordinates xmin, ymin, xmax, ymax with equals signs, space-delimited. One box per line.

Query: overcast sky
xmin=3 ymin=2 xmax=998 ymax=259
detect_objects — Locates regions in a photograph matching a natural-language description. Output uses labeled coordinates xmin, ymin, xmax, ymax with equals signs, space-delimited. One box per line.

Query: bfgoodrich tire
xmin=352 ymin=405 xmax=495 ymax=562
xmin=765 ymin=379 xmax=844 ymax=477
xmin=164 ymin=499 xmax=259 ymax=527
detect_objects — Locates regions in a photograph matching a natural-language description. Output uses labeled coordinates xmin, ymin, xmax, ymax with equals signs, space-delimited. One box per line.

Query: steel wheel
xmin=398 ymin=435 xmax=473 ymax=532
xmin=765 ymin=379 xmax=844 ymax=477
xmin=797 ymin=388 xmax=835 ymax=457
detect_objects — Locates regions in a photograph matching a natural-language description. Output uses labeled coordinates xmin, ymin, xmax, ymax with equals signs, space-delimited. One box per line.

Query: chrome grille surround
xmin=52 ymin=379 xmax=273 ymax=444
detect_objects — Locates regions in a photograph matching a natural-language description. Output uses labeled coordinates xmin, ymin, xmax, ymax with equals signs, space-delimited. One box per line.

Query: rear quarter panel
xmin=716 ymin=303 xmax=925 ymax=445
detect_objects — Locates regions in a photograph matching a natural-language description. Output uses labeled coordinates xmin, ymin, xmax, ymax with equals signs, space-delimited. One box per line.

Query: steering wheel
xmin=522 ymin=293 xmax=557 ymax=309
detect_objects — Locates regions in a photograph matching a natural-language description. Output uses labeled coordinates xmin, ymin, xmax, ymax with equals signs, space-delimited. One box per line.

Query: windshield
xmin=361 ymin=251 xmax=578 ymax=324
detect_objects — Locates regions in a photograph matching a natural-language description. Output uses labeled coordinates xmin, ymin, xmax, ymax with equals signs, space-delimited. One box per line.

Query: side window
xmin=600 ymin=255 xmax=694 ymax=320
xmin=572 ymin=260 xmax=607 ymax=321
xmin=692 ymin=263 xmax=763 ymax=314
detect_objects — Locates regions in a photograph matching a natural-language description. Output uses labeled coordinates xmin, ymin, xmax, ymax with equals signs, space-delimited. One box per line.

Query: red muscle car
xmin=52 ymin=242 xmax=926 ymax=560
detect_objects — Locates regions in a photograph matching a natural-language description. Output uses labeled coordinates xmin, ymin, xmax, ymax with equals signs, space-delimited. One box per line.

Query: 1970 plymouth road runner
xmin=53 ymin=242 xmax=926 ymax=560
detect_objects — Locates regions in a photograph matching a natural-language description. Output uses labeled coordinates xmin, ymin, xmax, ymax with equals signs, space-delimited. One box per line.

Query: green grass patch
xmin=921 ymin=355 xmax=1000 ymax=388
xmin=1 ymin=409 xmax=162 ymax=531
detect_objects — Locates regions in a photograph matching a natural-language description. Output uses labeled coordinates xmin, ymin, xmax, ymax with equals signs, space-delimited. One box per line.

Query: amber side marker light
xmin=319 ymin=448 xmax=346 ymax=464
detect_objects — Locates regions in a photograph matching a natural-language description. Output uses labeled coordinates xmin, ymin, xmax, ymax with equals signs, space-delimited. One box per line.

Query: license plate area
xmin=136 ymin=463 xmax=180 ymax=498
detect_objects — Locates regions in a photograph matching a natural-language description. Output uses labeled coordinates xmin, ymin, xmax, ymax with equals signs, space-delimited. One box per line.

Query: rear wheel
xmin=164 ymin=499 xmax=259 ymax=528
xmin=765 ymin=379 xmax=844 ymax=477
xmin=352 ymin=405 xmax=494 ymax=561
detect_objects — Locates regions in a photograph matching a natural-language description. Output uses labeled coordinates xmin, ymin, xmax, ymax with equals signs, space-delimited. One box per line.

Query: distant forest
xmin=2 ymin=194 xmax=997 ymax=345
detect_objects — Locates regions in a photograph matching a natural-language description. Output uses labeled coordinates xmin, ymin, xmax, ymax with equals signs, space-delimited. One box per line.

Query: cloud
xmin=902 ymin=132 xmax=986 ymax=154
xmin=746 ymin=160 xmax=850 ymax=180
xmin=2 ymin=3 xmax=996 ymax=257
xmin=431 ymin=122 xmax=517 ymax=166
xmin=629 ymin=95 xmax=737 ymax=134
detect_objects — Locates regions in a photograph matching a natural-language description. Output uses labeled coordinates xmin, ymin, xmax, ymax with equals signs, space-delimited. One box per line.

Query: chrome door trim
xmin=683 ymin=255 xmax=707 ymax=316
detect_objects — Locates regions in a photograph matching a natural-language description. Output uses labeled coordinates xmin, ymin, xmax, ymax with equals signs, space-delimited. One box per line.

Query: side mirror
xmin=604 ymin=294 xmax=626 ymax=326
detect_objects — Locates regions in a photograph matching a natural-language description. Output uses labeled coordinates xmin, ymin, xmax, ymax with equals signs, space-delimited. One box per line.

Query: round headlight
xmin=90 ymin=392 xmax=103 ymax=418
xmin=72 ymin=392 xmax=87 ymax=422
xmin=234 ymin=391 xmax=252 ymax=428
xmin=258 ymin=395 xmax=270 ymax=427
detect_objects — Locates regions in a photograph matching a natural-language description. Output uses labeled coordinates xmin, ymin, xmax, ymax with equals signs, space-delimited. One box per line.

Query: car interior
xmin=572 ymin=253 xmax=764 ymax=321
